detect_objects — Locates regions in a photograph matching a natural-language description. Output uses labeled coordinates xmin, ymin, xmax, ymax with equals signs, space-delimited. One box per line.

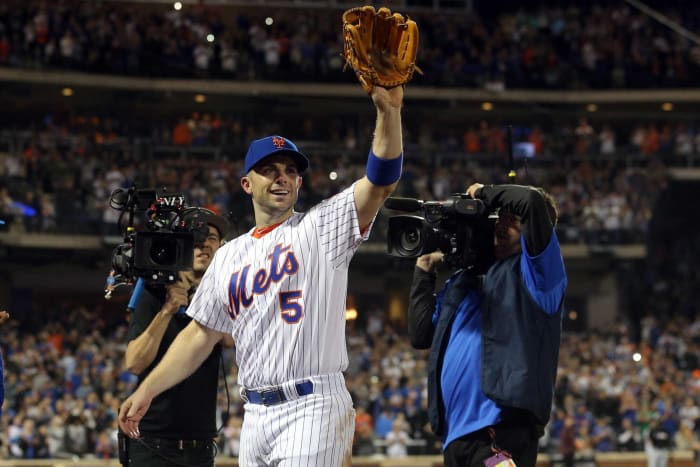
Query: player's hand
xmin=371 ymin=86 xmax=404 ymax=112
xmin=466 ymin=183 xmax=484 ymax=199
xmin=0 ymin=311 xmax=9 ymax=327
xmin=416 ymin=251 xmax=444 ymax=273
xmin=118 ymin=390 xmax=153 ymax=439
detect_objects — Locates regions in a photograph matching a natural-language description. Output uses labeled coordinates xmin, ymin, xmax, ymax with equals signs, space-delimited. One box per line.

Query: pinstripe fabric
xmin=188 ymin=184 xmax=369 ymax=387
xmin=186 ymin=185 xmax=368 ymax=466
xmin=238 ymin=373 xmax=354 ymax=467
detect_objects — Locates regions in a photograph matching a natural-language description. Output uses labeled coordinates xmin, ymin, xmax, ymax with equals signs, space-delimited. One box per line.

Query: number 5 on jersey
xmin=280 ymin=291 xmax=303 ymax=324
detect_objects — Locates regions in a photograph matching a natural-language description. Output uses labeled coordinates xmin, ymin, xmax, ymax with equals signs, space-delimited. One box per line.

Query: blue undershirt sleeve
xmin=520 ymin=230 xmax=567 ymax=315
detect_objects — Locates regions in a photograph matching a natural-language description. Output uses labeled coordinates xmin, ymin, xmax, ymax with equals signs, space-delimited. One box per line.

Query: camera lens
xmin=149 ymin=238 xmax=177 ymax=266
xmin=399 ymin=228 xmax=421 ymax=253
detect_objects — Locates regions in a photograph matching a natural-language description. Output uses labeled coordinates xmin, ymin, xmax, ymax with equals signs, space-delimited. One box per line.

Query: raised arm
xmin=469 ymin=184 xmax=555 ymax=256
xmin=353 ymin=86 xmax=404 ymax=229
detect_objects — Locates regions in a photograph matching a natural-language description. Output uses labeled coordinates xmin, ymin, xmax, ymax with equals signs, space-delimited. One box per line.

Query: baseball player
xmin=118 ymin=85 xmax=405 ymax=466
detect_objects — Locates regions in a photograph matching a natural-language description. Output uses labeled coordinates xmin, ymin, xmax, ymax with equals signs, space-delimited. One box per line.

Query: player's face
xmin=493 ymin=209 xmax=522 ymax=260
xmin=193 ymin=225 xmax=221 ymax=274
xmin=241 ymin=155 xmax=302 ymax=220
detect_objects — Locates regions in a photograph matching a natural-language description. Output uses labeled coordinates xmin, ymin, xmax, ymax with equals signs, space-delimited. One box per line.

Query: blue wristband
xmin=366 ymin=150 xmax=403 ymax=185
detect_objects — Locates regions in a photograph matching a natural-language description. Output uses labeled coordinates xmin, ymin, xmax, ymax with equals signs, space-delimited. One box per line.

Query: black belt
xmin=243 ymin=380 xmax=314 ymax=406
xmin=139 ymin=437 xmax=212 ymax=450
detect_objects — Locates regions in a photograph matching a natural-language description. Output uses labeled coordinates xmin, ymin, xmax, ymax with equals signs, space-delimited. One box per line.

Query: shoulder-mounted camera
xmin=385 ymin=194 xmax=496 ymax=273
xmin=108 ymin=187 xmax=210 ymax=287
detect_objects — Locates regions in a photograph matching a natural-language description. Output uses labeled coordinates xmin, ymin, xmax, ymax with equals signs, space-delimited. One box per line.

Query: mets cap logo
xmin=272 ymin=137 xmax=287 ymax=149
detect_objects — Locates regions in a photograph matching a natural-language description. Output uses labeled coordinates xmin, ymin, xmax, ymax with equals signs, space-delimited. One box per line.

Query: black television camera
xmin=385 ymin=194 xmax=496 ymax=273
xmin=107 ymin=187 xmax=208 ymax=288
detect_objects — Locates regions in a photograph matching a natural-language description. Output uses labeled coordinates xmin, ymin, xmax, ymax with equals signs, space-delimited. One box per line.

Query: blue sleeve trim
xmin=366 ymin=150 xmax=403 ymax=186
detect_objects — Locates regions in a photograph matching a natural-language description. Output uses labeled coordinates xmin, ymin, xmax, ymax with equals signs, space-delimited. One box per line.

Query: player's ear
xmin=241 ymin=176 xmax=252 ymax=194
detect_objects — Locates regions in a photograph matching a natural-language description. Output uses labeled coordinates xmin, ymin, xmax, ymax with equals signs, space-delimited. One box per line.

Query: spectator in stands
xmin=18 ymin=417 xmax=47 ymax=458
xmin=64 ymin=412 xmax=90 ymax=458
xmin=575 ymin=420 xmax=594 ymax=459
xmin=94 ymin=429 xmax=114 ymax=459
xmin=374 ymin=408 xmax=395 ymax=440
xmin=46 ymin=415 xmax=71 ymax=459
xmin=560 ymin=415 xmax=577 ymax=467
xmin=354 ymin=404 xmax=378 ymax=457
xmin=647 ymin=416 xmax=674 ymax=467
xmin=674 ymin=420 xmax=700 ymax=462
xmin=385 ymin=414 xmax=411 ymax=458
xmin=592 ymin=416 xmax=616 ymax=452
xmin=617 ymin=417 xmax=643 ymax=452
xmin=172 ymin=118 xmax=192 ymax=146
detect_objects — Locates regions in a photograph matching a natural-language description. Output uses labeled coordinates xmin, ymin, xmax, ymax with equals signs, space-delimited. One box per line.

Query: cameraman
xmin=122 ymin=207 xmax=232 ymax=467
xmin=408 ymin=183 xmax=567 ymax=467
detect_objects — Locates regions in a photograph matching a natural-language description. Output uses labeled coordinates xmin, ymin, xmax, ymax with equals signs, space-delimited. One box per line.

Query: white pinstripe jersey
xmin=187 ymin=184 xmax=373 ymax=389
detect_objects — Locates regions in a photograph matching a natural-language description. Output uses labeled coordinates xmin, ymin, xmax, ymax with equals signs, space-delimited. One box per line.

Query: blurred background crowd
xmin=1 ymin=0 xmax=700 ymax=462
xmin=1 ymin=0 xmax=700 ymax=89
xmin=3 ymin=299 xmax=700 ymax=460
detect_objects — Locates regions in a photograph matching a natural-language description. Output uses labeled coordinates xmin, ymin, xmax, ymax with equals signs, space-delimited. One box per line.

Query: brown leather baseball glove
xmin=342 ymin=5 xmax=421 ymax=94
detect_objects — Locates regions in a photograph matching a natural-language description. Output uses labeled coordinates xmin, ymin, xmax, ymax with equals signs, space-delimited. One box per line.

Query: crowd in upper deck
xmin=0 ymin=110 xmax=679 ymax=246
xmin=1 ymin=1 xmax=700 ymax=89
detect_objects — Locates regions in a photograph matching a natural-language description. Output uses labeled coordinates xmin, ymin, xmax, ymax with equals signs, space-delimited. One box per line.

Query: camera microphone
xmin=384 ymin=197 xmax=423 ymax=212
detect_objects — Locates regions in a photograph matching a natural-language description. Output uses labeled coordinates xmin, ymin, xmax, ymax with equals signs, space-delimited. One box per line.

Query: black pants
xmin=126 ymin=437 xmax=215 ymax=467
xmin=444 ymin=423 xmax=540 ymax=467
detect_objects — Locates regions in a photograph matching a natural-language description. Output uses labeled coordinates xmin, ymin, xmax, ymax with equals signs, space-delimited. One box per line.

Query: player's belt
xmin=242 ymin=380 xmax=314 ymax=406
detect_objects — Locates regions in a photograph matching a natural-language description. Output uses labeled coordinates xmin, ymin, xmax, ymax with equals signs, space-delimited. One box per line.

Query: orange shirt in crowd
xmin=529 ymin=128 xmax=544 ymax=155
xmin=173 ymin=121 xmax=192 ymax=146
xmin=464 ymin=128 xmax=480 ymax=153
xmin=642 ymin=126 xmax=660 ymax=155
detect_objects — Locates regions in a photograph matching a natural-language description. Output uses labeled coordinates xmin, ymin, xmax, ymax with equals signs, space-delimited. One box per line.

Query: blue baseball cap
xmin=243 ymin=135 xmax=309 ymax=174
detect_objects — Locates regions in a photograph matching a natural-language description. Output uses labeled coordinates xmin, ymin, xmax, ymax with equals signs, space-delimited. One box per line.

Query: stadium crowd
xmin=0 ymin=0 xmax=700 ymax=89
xmin=2 ymin=295 xmax=700 ymax=460
xmin=0 ymin=111 xmax=676 ymax=246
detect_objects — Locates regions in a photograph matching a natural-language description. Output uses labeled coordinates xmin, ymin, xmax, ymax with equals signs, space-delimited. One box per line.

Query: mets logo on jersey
xmin=272 ymin=136 xmax=287 ymax=149
xmin=227 ymin=243 xmax=303 ymax=324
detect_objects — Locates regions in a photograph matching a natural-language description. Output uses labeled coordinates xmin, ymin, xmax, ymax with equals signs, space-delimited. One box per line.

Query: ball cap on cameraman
xmin=243 ymin=135 xmax=309 ymax=174
xmin=182 ymin=207 xmax=230 ymax=239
